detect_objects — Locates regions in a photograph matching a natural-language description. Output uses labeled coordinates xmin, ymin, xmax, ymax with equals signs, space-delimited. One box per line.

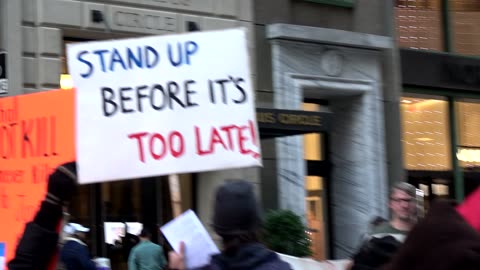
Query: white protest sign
xmin=161 ymin=210 xmax=220 ymax=269
xmin=67 ymin=28 xmax=262 ymax=184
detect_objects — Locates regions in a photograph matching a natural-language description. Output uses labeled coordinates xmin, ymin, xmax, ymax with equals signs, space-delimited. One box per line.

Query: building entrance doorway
xmin=303 ymin=102 xmax=331 ymax=260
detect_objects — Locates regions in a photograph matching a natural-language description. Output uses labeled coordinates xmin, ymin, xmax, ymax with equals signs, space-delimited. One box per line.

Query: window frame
xmin=396 ymin=0 xmax=480 ymax=55
xmin=402 ymin=86 xmax=480 ymax=201
xmin=304 ymin=0 xmax=355 ymax=8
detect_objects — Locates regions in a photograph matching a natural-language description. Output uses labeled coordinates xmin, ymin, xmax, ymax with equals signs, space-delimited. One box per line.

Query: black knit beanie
xmin=212 ymin=180 xmax=261 ymax=235
xmin=46 ymin=161 xmax=78 ymax=206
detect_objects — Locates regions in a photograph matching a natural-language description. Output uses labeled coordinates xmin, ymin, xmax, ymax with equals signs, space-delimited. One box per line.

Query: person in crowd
xmin=8 ymin=162 xmax=78 ymax=270
xmin=60 ymin=223 xmax=96 ymax=270
xmin=168 ymin=179 xmax=292 ymax=270
xmin=370 ymin=182 xmax=417 ymax=242
xmin=382 ymin=186 xmax=480 ymax=270
xmin=123 ymin=224 xmax=140 ymax=263
xmin=128 ymin=228 xmax=167 ymax=270
xmin=57 ymin=222 xmax=74 ymax=270
xmin=349 ymin=182 xmax=418 ymax=270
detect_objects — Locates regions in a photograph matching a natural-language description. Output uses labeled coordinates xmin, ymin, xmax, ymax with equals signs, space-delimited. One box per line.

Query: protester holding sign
xmin=8 ymin=162 xmax=77 ymax=270
xmin=0 ymin=89 xmax=75 ymax=268
xmin=168 ymin=180 xmax=292 ymax=270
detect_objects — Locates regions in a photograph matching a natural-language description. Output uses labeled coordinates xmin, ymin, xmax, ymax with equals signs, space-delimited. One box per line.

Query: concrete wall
xmin=254 ymin=0 xmax=389 ymax=35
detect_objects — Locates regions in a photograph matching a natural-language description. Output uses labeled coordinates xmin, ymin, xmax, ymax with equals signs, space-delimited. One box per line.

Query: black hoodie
xmin=197 ymin=243 xmax=292 ymax=270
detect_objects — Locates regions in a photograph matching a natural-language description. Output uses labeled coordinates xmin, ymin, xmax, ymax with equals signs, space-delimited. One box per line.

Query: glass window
xmin=69 ymin=184 xmax=94 ymax=232
xmin=456 ymin=100 xmax=480 ymax=196
xmin=401 ymin=96 xmax=451 ymax=170
xmin=102 ymin=180 xmax=142 ymax=222
xmin=395 ymin=0 xmax=444 ymax=51
xmin=102 ymin=179 xmax=144 ymax=270
xmin=450 ymin=1 xmax=480 ymax=55
xmin=69 ymin=175 xmax=193 ymax=270
xmin=400 ymin=96 xmax=454 ymax=210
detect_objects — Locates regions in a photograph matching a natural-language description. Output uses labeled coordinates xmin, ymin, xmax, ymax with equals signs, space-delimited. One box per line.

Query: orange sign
xmin=0 ymin=89 xmax=75 ymax=269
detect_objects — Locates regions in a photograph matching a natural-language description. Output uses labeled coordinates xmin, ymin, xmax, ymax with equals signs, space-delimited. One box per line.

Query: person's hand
xmin=168 ymin=242 xmax=186 ymax=270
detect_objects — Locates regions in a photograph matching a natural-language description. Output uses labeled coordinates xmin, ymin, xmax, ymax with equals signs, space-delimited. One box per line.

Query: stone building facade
xmin=0 ymin=0 xmax=402 ymax=260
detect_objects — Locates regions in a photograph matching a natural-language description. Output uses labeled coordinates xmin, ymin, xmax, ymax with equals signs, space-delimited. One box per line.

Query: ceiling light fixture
xmin=414 ymin=137 xmax=434 ymax=142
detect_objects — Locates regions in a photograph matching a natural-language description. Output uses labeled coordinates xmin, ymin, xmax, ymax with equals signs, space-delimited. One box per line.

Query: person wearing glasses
xmin=348 ymin=182 xmax=417 ymax=270
xmin=369 ymin=182 xmax=418 ymax=242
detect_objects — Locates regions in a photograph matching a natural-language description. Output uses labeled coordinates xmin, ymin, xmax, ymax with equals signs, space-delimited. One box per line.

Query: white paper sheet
xmin=161 ymin=210 xmax=220 ymax=269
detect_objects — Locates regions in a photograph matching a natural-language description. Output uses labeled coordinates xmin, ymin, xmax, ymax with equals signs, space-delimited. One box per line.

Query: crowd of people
xmin=6 ymin=162 xmax=480 ymax=270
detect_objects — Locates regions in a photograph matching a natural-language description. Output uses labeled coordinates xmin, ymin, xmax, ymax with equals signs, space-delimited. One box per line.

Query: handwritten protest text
xmin=128 ymin=120 xmax=259 ymax=163
xmin=76 ymin=41 xmax=198 ymax=78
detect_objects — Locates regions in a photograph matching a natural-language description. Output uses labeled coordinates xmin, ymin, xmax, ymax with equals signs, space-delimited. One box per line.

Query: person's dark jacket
xmin=8 ymin=222 xmax=60 ymax=270
xmin=350 ymin=235 xmax=402 ymax=270
xmin=382 ymin=200 xmax=480 ymax=270
xmin=197 ymin=243 xmax=292 ymax=270
xmin=60 ymin=239 xmax=96 ymax=270
xmin=8 ymin=201 xmax=63 ymax=270
xmin=8 ymin=162 xmax=78 ymax=270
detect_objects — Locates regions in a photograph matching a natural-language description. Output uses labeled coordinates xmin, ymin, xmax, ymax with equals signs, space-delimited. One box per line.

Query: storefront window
xmin=400 ymin=96 xmax=453 ymax=209
xmin=456 ymin=101 xmax=480 ymax=196
xmin=303 ymin=102 xmax=328 ymax=260
xmin=401 ymin=96 xmax=451 ymax=170
xmin=100 ymin=176 xmax=195 ymax=270
xmin=69 ymin=175 xmax=193 ymax=270
xmin=450 ymin=1 xmax=480 ymax=55
xmin=395 ymin=0 xmax=444 ymax=51
xmin=102 ymin=179 xmax=144 ymax=270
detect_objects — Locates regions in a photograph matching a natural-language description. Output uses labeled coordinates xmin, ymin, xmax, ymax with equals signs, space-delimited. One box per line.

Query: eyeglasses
xmin=391 ymin=198 xmax=414 ymax=203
